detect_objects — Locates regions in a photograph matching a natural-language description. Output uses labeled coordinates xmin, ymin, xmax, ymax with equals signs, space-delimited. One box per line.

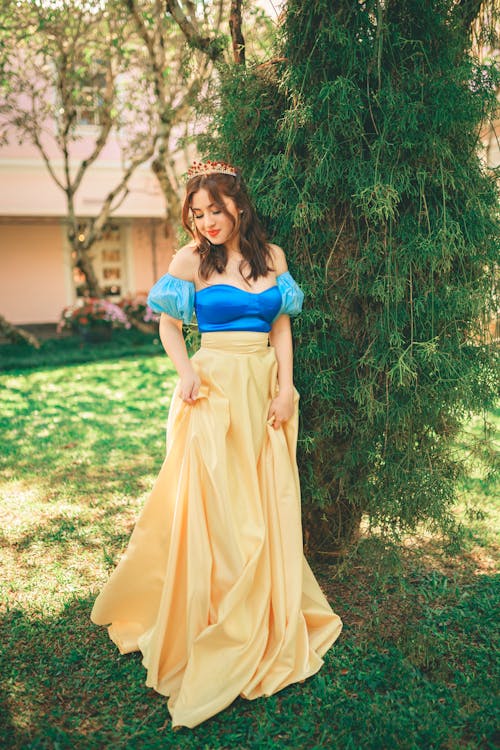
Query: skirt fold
xmin=91 ymin=331 xmax=342 ymax=728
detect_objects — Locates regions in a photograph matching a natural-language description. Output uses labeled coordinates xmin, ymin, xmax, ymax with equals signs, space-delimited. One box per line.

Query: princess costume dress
xmin=90 ymin=270 xmax=343 ymax=729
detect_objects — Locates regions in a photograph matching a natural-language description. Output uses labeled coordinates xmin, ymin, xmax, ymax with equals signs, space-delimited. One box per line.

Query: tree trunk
xmin=151 ymin=154 xmax=182 ymax=235
xmin=303 ymin=503 xmax=362 ymax=560
xmin=66 ymin=224 xmax=104 ymax=298
xmin=75 ymin=246 xmax=103 ymax=297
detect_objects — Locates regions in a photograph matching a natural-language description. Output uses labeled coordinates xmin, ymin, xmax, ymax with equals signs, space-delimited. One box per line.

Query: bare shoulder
xmin=267 ymin=243 xmax=288 ymax=276
xmin=167 ymin=243 xmax=199 ymax=281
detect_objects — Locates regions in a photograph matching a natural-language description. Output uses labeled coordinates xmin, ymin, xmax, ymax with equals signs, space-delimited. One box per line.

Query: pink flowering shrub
xmin=57 ymin=297 xmax=132 ymax=334
xmin=117 ymin=293 xmax=160 ymax=326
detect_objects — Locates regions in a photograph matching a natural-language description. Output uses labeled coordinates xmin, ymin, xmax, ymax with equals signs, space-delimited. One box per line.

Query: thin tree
xmin=122 ymin=0 xmax=222 ymax=236
xmin=123 ymin=0 xmax=274 ymax=242
xmin=123 ymin=0 xmax=243 ymax=227
xmin=0 ymin=0 xmax=158 ymax=297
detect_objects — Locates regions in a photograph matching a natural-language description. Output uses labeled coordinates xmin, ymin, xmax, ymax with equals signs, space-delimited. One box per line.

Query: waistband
xmin=200 ymin=331 xmax=270 ymax=353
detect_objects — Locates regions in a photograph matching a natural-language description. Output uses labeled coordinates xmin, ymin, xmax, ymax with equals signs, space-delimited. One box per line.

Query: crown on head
xmin=186 ymin=159 xmax=238 ymax=181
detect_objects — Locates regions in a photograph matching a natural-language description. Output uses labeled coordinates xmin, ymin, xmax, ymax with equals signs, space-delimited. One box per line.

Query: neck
xmin=225 ymin=237 xmax=241 ymax=256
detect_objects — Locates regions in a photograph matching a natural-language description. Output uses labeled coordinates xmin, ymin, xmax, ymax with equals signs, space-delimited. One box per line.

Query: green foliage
xmin=196 ymin=0 xmax=500 ymax=550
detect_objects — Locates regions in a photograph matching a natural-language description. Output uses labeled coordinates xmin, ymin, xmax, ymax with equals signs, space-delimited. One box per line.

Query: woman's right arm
xmin=158 ymin=314 xmax=200 ymax=403
xmin=158 ymin=245 xmax=201 ymax=404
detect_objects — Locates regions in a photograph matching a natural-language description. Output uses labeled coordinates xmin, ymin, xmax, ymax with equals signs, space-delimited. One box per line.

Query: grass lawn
xmin=0 ymin=328 xmax=163 ymax=372
xmin=0 ymin=349 xmax=498 ymax=749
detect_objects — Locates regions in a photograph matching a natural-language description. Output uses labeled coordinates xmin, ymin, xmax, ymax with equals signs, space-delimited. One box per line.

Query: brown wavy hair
xmin=181 ymin=169 xmax=275 ymax=283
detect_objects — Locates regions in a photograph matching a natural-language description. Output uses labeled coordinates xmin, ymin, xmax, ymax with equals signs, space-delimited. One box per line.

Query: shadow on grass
xmin=319 ymin=536 xmax=499 ymax=749
xmin=0 ymin=470 xmax=158 ymax=576
xmin=0 ymin=330 xmax=163 ymax=373
xmin=0 ymin=596 xmax=301 ymax=750
xmin=0 ymin=596 xmax=170 ymax=750
xmin=1 ymin=568 xmax=499 ymax=750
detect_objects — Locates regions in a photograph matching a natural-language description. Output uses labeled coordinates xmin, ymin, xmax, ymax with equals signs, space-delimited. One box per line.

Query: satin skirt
xmin=90 ymin=330 xmax=342 ymax=728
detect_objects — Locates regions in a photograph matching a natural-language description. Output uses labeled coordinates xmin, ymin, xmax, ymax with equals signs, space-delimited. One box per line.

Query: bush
xmin=57 ymin=297 xmax=132 ymax=334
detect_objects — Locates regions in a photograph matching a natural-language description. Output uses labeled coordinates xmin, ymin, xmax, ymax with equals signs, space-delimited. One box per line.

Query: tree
xmin=0 ymin=0 xmax=158 ymax=297
xmin=122 ymin=0 xmax=226 ymax=238
xmin=123 ymin=0 xmax=277 ymax=239
xmin=197 ymin=0 xmax=500 ymax=554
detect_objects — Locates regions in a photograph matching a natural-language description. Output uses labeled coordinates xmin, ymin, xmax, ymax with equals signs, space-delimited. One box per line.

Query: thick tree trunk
xmin=303 ymin=504 xmax=362 ymax=560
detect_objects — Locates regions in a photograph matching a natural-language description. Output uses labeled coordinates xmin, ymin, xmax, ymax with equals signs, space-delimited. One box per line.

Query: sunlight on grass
xmin=356 ymin=404 xmax=499 ymax=580
xmin=0 ymin=356 xmax=498 ymax=749
xmin=0 ymin=356 xmax=178 ymax=620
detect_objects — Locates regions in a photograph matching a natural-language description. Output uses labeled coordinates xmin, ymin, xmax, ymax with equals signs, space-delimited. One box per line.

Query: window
xmin=75 ymin=67 xmax=107 ymax=127
xmin=72 ymin=222 xmax=125 ymax=297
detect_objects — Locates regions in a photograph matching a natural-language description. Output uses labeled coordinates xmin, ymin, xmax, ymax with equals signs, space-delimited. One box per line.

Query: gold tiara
xmin=186 ymin=159 xmax=238 ymax=180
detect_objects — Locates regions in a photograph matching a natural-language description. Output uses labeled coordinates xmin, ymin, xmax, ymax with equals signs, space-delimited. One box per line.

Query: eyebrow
xmin=191 ymin=202 xmax=217 ymax=212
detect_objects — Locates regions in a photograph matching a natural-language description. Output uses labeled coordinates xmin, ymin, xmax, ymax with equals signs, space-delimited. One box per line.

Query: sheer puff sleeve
xmin=274 ymin=271 xmax=304 ymax=320
xmin=147 ymin=273 xmax=195 ymax=325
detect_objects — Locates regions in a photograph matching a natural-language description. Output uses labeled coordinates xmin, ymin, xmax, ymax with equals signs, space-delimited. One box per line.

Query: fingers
xmin=180 ymin=378 xmax=201 ymax=403
xmin=267 ymin=409 xmax=282 ymax=430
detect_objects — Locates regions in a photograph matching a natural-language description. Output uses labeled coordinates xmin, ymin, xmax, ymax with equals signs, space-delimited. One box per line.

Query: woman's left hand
xmin=267 ymin=388 xmax=294 ymax=430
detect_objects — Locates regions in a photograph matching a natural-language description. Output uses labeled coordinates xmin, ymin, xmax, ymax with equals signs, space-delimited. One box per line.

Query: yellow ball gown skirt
xmin=91 ymin=330 xmax=342 ymax=728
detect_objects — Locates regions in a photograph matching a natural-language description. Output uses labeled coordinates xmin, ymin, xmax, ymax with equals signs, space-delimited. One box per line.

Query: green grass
xmin=0 ymin=353 xmax=498 ymax=749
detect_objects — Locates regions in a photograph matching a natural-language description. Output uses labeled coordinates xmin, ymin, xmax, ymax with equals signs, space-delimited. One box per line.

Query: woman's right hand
xmin=179 ymin=368 xmax=201 ymax=404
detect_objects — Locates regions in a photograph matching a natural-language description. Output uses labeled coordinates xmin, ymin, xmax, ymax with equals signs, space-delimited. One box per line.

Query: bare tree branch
xmin=0 ymin=313 xmax=41 ymax=348
xmin=185 ymin=0 xmax=197 ymax=23
xmin=166 ymin=0 xmax=200 ymax=38
xmin=30 ymin=125 xmax=66 ymax=192
xmin=165 ymin=0 xmax=225 ymax=59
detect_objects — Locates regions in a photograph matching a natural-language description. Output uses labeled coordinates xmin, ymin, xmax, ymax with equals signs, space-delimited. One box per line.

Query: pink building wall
xmin=0 ymin=221 xmax=67 ymax=325
xmin=0 ymin=218 xmax=175 ymax=325
xmin=0 ymin=115 xmax=188 ymax=324
xmin=0 ymin=156 xmax=167 ymax=218
xmin=130 ymin=220 xmax=174 ymax=295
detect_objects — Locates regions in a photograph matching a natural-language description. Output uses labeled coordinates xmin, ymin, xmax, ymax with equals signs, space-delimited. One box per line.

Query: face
xmin=190 ymin=187 xmax=240 ymax=245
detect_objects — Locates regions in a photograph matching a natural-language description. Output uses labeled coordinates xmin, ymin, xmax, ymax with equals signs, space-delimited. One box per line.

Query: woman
xmin=91 ymin=160 xmax=342 ymax=729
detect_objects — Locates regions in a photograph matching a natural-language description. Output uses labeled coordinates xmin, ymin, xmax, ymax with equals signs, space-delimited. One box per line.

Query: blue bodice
xmin=147 ymin=271 xmax=304 ymax=333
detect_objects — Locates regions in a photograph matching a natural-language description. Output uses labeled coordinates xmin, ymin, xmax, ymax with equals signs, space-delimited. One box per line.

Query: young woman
xmin=91 ymin=160 xmax=342 ymax=729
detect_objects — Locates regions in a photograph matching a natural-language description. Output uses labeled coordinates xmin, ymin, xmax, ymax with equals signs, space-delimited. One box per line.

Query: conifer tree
xmin=197 ymin=0 xmax=499 ymax=554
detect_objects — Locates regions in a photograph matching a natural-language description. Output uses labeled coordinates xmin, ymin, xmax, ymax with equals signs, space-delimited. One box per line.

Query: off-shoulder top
xmin=146 ymin=271 xmax=304 ymax=333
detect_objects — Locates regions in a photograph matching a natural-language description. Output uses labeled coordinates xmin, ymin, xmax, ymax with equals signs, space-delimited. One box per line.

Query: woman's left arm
xmin=268 ymin=314 xmax=295 ymax=429
xmin=267 ymin=243 xmax=296 ymax=430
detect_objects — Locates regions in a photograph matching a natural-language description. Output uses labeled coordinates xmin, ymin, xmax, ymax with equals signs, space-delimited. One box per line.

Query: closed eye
xmin=193 ymin=210 xmax=221 ymax=219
